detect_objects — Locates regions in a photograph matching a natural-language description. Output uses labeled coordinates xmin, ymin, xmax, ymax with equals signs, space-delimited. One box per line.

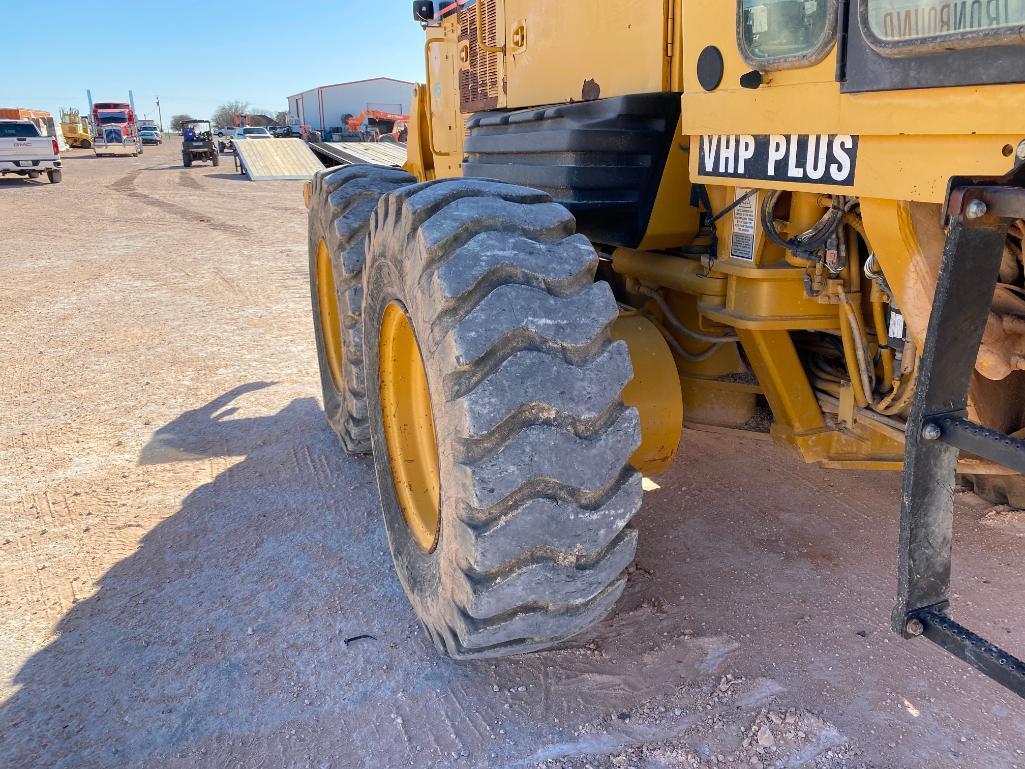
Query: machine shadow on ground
xmin=0 ymin=384 xmax=398 ymax=768
xmin=0 ymin=384 xmax=751 ymax=769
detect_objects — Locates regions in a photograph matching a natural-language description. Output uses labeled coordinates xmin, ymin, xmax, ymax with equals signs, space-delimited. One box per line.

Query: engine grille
xmin=458 ymin=0 xmax=501 ymax=113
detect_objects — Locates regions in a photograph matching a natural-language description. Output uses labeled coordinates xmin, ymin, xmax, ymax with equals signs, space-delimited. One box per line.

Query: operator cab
xmin=729 ymin=0 xmax=1025 ymax=92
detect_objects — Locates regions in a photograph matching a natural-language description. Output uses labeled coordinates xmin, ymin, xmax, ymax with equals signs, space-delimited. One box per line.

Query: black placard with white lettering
xmin=697 ymin=134 xmax=859 ymax=187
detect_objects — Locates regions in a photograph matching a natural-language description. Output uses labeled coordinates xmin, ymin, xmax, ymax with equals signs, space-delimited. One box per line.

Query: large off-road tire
xmin=308 ymin=164 xmax=416 ymax=453
xmin=212 ymin=151 xmax=220 ymax=167
xmin=363 ymin=179 xmax=643 ymax=658
xmin=959 ymin=473 xmax=1025 ymax=508
xmin=47 ymin=169 xmax=62 ymax=184
xmin=182 ymin=153 xmax=192 ymax=168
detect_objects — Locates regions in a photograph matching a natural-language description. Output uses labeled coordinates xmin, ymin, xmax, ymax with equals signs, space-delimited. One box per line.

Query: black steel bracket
xmin=894 ymin=169 xmax=1025 ymax=699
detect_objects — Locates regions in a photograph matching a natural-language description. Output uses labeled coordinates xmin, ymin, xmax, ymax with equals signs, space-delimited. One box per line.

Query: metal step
xmin=894 ymin=166 xmax=1025 ymax=699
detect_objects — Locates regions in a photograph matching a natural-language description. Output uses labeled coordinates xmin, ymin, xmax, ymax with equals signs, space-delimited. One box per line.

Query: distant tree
xmin=274 ymin=110 xmax=288 ymax=125
xmin=169 ymin=114 xmax=193 ymax=132
xmin=212 ymin=100 xmax=250 ymax=129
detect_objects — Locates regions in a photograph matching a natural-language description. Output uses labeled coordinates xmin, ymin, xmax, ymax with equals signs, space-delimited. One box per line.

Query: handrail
xmin=475 ymin=0 xmax=505 ymax=54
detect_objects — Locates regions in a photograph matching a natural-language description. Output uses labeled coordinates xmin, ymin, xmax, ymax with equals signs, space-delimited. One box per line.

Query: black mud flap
xmin=894 ymin=165 xmax=1025 ymax=698
xmin=463 ymin=94 xmax=681 ymax=249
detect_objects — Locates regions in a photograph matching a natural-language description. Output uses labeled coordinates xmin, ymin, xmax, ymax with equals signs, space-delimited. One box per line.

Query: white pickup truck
xmin=0 ymin=119 xmax=62 ymax=183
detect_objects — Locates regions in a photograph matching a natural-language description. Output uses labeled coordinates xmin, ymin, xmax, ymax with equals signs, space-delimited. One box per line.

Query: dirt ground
xmin=1 ymin=142 xmax=1024 ymax=769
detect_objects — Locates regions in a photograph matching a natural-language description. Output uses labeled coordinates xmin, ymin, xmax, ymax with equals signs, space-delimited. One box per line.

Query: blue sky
xmin=0 ymin=2 xmax=425 ymax=125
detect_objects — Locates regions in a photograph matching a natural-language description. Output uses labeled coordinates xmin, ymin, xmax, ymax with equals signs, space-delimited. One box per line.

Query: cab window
xmin=739 ymin=0 xmax=837 ymax=68
xmin=862 ymin=0 xmax=1025 ymax=52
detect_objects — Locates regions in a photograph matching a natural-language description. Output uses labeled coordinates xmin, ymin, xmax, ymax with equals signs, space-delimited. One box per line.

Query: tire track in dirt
xmin=108 ymin=169 xmax=247 ymax=235
xmin=177 ymin=173 xmax=203 ymax=191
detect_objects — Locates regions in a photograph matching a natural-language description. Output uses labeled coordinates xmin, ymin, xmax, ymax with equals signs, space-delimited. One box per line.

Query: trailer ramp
xmin=309 ymin=141 xmax=407 ymax=168
xmin=233 ymin=138 xmax=323 ymax=181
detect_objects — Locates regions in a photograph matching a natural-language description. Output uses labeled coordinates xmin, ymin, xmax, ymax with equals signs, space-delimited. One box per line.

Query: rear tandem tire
xmin=362 ymin=178 xmax=643 ymax=658
xmin=959 ymin=473 xmax=1025 ymax=508
xmin=307 ymin=164 xmax=416 ymax=454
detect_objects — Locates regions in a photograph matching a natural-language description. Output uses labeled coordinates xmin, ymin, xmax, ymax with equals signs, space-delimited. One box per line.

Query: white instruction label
xmin=888 ymin=311 xmax=906 ymax=342
xmin=730 ymin=188 xmax=756 ymax=262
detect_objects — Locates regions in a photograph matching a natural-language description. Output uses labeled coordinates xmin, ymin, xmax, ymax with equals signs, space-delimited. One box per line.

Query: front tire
xmin=308 ymin=164 xmax=416 ymax=453
xmin=363 ymin=179 xmax=642 ymax=658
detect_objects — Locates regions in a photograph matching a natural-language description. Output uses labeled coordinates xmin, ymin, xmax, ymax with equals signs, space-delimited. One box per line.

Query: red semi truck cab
xmin=92 ymin=102 xmax=141 ymax=157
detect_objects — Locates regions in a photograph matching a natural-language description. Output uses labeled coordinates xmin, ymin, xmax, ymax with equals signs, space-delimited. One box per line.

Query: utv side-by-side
xmin=180 ymin=120 xmax=219 ymax=168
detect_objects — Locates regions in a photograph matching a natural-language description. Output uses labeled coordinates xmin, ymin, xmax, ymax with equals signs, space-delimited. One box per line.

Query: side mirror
xmin=413 ymin=1 xmax=434 ymax=22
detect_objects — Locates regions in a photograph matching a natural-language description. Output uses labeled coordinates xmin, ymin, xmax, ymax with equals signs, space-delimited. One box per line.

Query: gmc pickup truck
xmin=0 ymin=119 xmax=62 ymax=183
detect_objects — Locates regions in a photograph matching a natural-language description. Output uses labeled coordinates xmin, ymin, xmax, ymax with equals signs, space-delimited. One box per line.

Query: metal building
xmin=286 ymin=77 xmax=415 ymax=135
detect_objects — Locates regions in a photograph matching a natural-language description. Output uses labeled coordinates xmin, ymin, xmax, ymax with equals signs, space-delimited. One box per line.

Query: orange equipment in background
xmin=0 ymin=108 xmax=59 ymax=138
xmin=345 ymin=110 xmax=409 ymax=143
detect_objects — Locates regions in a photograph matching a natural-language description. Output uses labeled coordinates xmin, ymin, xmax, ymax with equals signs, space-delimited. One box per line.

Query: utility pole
xmin=156 ymin=96 xmax=163 ymax=132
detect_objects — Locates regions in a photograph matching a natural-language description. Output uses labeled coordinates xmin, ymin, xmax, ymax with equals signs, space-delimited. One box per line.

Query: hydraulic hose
xmin=637 ymin=286 xmax=740 ymax=345
xmin=760 ymin=190 xmax=845 ymax=264
xmin=872 ymin=298 xmax=896 ymax=388
xmin=838 ymin=300 xmax=871 ymax=408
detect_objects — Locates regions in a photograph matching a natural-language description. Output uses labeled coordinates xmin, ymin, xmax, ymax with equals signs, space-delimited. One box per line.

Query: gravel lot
xmin=1 ymin=142 xmax=1024 ymax=769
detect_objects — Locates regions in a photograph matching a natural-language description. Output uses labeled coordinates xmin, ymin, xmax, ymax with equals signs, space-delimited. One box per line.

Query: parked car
xmin=218 ymin=126 xmax=273 ymax=153
xmin=234 ymin=126 xmax=272 ymax=140
xmin=139 ymin=127 xmax=162 ymax=145
xmin=0 ymin=119 xmax=62 ymax=183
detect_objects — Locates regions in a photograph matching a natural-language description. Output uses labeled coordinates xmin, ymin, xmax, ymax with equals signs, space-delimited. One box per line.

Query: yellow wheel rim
xmin=379 ymin=302 xmax=442 ymax=552
xmin=316 ymin=240 xmax=344 ymax=391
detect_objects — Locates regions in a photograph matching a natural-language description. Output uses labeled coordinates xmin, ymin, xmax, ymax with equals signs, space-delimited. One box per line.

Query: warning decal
xmin=730 ymin=188 xmax=757 ymax=262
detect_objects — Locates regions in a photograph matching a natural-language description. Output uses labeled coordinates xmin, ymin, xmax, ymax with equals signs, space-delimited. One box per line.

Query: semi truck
xmin=89 ymin=92 xmax=142 ymax=157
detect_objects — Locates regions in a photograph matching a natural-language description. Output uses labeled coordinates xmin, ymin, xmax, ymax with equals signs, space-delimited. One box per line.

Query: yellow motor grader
xmin=60 ymin=108 xmax=92 ymax=149
xmin=306 ymin=0 xmax=1025 ymax=696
